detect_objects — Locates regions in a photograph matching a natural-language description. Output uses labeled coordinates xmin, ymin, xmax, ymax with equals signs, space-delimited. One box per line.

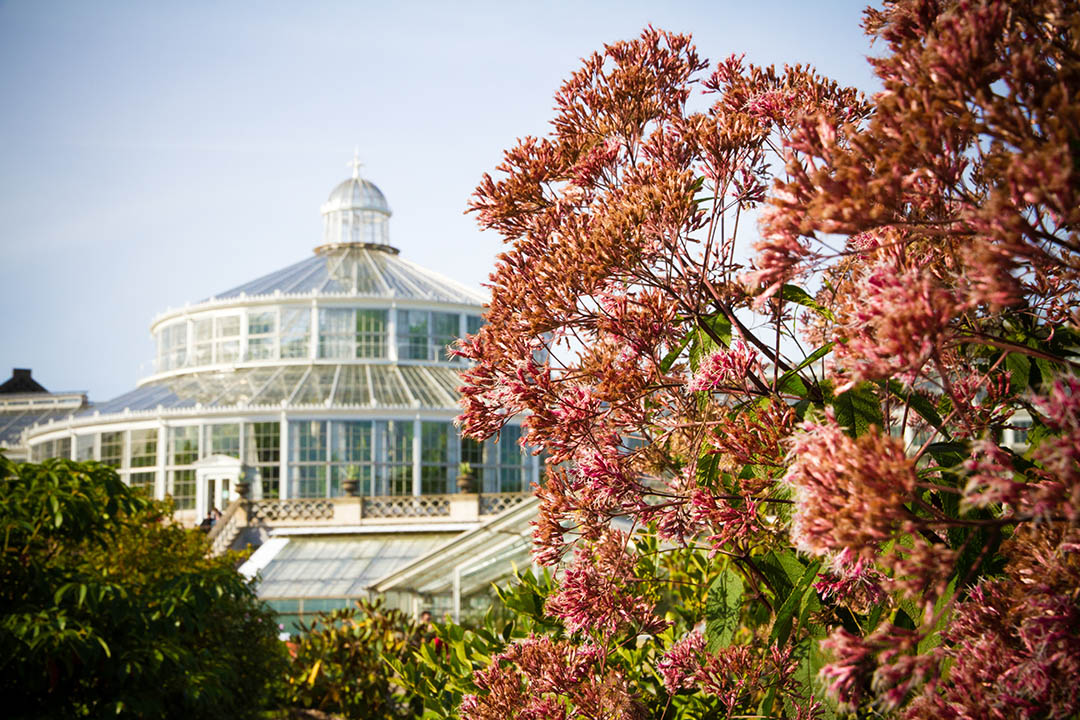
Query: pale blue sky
xmin=0 ymin=0 xmax=879 ymax=401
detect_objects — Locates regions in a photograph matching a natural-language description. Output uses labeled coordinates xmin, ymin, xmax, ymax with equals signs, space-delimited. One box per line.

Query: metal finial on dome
xmin=348 ymin=146 xmax=364 ymax=180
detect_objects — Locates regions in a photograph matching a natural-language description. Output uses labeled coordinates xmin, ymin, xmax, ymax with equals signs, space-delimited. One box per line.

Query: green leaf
xmin=1004 ymin=352 xmax=1031 ymax=394
xmin=883 ymin=379 xmax=949 ymax=440
xmin=660 ymin=332 xmax=693 ymax=373
xmin=925 ymin=441 xmax=969 ymax=469
xmin=831 ymin=383 xmax=883 ymax=438
xmin=781 ymin=284 xmax=834 ymax=321
xmin=918 ymin=577 xmax=957 ymax=654
xmin=770 ymin=560 xmax=821 ymax=646
xmin=774 ymin=342 xmax=832 ymax=399
xmin=704 ymin=568 xmax=744 ymax=651
xmin=757 ymin=551 xmax=803 ymax=602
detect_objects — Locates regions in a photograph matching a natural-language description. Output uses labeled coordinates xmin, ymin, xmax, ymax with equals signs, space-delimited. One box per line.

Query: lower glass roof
xmin=79 ymin=364 xmax=463 ymax=416
xmin=256 ymin=533 xmax=458 ymax=599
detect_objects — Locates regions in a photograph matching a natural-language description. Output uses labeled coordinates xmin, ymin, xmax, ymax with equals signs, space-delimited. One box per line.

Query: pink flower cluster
xmin=785 ymin=416 xmax=917 ymax=557
xmin=461 ymin=635 xmax=642 ymax=720
xmin=813 ymin=547 xmax=886 ymax=612
xmin=907 ymin=530 xmax=1080 ymax=719
xmin=687 ymin=341 xmax=760 ymax=392
xmin=544 ymin=530 xmax=667 ymax=638
xmin=658 ymin=633 xmax=820 ymax=718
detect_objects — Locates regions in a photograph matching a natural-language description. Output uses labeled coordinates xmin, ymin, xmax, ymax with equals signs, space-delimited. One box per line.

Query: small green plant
xmin=282 ymin=599 xmax=422 ymax=720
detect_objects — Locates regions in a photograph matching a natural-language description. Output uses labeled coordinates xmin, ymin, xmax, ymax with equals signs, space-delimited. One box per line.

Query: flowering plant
xmin=446 ymin=3 xmax=1080 ymax=718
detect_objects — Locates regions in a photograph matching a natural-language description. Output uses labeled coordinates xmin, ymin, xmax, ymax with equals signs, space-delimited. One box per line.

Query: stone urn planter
xmin=457 ymin=462 xmax=478 ymax=494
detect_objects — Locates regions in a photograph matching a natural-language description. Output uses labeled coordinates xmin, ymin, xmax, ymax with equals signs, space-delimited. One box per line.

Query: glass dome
xmin=322 ymin=177 xmax=391 ymax=216
xmin=320 ymin=176 xmax=393 ymax=248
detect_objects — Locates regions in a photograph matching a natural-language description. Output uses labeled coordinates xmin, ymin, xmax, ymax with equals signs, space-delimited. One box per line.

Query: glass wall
xmin=281 ymin=308 xmax=311 ymax=359
xmin=168 ymin=426 xmax=199 ymax=510
xmin=100 ymin=431 xmax=125 ymax=469
xmin=289 ymin=419 xmax=377 ymax=497
xmin=421 ymin=421 xmax=454 ymax=494
xmin=286 ymin=419 xmax=531 ymax=498
xmin=129 ymin=429 xmax=157 ymax=492
xmin=155 ymin=307 xmax=483 ymax=371
xmin=245 ymin=421 xmax=281 ymax=499
xmin=333 ymin=421 xmax=373 ymax=494
xmin=76 ymin=434 xmax=94 ymax=461
xmin=397 ymin=310 xmax=463 ymax=362
xmin=206 ymin=423 xmax=240 ymax=457
xmin=248 ymin=311 xmax=277 ymax=359
xmin=157 ymin=323 xmax=187 ymax=371
xmin=318 ymin=309 xmax=388 ymax=360
xmin=27 ymin=415 xmax=530 ymax=507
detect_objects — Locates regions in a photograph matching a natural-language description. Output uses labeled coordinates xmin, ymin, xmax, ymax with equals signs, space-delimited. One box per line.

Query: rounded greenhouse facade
xmin=23 ymin=169 xmax=539 ymax=528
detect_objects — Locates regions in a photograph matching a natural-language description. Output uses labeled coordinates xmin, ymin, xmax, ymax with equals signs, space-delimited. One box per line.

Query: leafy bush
xmin=282 ymin=599 xmax=424 ymax=719
xmin=0 ymin=455 xmax=285 ymax=719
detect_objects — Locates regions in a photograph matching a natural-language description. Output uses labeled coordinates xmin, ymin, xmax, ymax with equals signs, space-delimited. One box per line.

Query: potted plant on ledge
xmin=456 ymin=462 xmax=477 ymax=494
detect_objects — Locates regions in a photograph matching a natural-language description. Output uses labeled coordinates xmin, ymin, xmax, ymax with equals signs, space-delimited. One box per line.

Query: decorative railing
xmin=248 ymin=498 xmax=335 ymax=522
xmin=206 ymin=497 xmax=245 ymax=555
xmin=205 ymin=492 xmax=533 ymax=553
xmin=479 ymin=492 xmax=532 ymax=516
xmin=362 ymin=495 xmax=451 ymax=518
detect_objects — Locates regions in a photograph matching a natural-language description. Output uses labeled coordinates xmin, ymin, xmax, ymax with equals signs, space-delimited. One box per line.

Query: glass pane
xmin=258 ymin=465 xmax=280 ymax=499
xmin=170 ymin=469 xmax=196 ymax=509
xmin=356 ymin=309 xmax=387 ymax=359
xmin=420 ymin=422 xmax=450 ymax=496
xmin=248 ymin=311 xmax=275 ymax=335
xmin=76 ymin=434 xmax=95 ymax=461
xmin=245 ymin=421 xmax=280 ymax=464
xmin=397 ymin=310 xmax=428 ymax=360
xmin=281 ymin=308 xmax=311 ymax=359
xmin=216 ymin=315 xmax=240 ymax=337
xmin=130 ymin=471 xmax=156 ymax=491
xmin=101 ymin=431 xmax=124 ymax=468
xmin=333 ymin=420 xmax=372 ymax=463
xmin=431 ymin=312 xmax=459 ymax=362
xmin=319 ymin=308 xmax=353 ymax=359
xmin=248 ymin=337 xmax=275 ymax=360
xmin=291 ymin=421 xmax=327 ymax=462
xmin=207 ymin=424 xmax=240 ymax=458
xmin=466 ymin=315 xmax=483 ymax=335
xmin=421 ymin=421 xmax=448 ymax=464
xmin=194 ymin=318 xmax=212 ymax=341
xmin=170 ymin=426 xmax=199 ymax=465
xmin=421 ymin=464 xmax=448 ymax=495
xmin=295 ymin=465 xmax=327 ymax=498
xmin=130 ymin=428 xmax=158 ymax=467
xmin=383 ymin=420 xmax=414 ymax=496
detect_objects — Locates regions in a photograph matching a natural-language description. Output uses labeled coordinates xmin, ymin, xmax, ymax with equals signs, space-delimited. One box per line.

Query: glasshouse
xmin=20 ymin=163 xmax=540 ymax=625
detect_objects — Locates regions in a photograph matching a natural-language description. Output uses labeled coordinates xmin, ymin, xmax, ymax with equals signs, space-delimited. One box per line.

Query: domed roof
xmin=321 ymin=177 xmax=392 ymax=217
xmin=209 ymin=245 xmax=487 ymax=305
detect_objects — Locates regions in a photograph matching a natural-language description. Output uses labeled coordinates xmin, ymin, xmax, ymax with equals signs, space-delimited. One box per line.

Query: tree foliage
xmin=0 ymin=455 xmax=285 ymax=719
xmin=282 ymin=599 xmax=424 ymax=719
xmin=450 ymin=3 xmax=1080 ymax=718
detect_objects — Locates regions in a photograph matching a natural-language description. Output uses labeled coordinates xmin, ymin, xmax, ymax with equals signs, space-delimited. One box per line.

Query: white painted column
xmin=309 ymin=301 xmax=319 ymax=361
xmin=279 ymin=410 xmax=290 ymax=500
xmin=387 ymin=304 xmax=398 ymax=362
xmin=412 ymin=416 xmax=422 ymax=497
xmin=156 ymin=419 xmax=167 ymax=501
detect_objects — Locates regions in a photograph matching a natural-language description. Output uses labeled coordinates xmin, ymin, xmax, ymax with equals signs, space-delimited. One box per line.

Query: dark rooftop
xmin=0 ymin=369 xmax=47 ymax=395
